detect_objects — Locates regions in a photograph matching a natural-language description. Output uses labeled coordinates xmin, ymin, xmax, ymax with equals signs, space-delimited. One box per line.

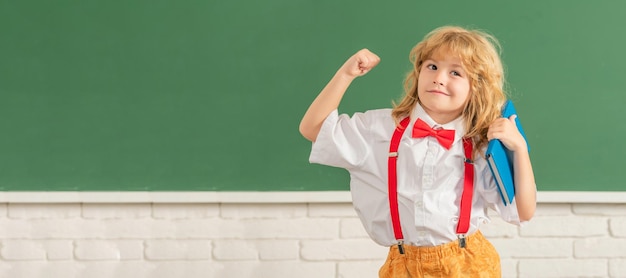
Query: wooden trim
xmin=0 ymin=191 xmax=624 ymax=203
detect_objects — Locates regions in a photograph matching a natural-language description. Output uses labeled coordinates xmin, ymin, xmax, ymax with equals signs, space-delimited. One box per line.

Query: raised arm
xmin=488 ymin=115 xmax=537 ymax=221
xmin=299 ymin=49 xmax=381 ymax=142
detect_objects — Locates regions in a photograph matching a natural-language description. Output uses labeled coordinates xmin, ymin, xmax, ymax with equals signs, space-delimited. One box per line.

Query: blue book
xmin=485 ymin=100 xmax=529 ymax=206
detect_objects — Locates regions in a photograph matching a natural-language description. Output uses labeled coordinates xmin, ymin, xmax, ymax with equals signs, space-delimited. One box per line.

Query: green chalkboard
xmin=1 ymin=0 xmax=624 ymax=191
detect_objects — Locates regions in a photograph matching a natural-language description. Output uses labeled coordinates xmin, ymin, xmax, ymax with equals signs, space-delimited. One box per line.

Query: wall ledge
xmin=0 ymin=191 xmax=624 ymax=203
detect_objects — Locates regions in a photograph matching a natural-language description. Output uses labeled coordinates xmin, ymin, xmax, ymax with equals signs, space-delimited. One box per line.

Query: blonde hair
xmin=392 ymin=26 xmax=507 ymax=157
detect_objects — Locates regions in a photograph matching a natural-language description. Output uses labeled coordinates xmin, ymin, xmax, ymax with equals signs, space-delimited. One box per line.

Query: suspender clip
xmin=457 ymin=234 xmax=466 ymax=248
xmin=397 ymin=240 xmax=405 ymax=254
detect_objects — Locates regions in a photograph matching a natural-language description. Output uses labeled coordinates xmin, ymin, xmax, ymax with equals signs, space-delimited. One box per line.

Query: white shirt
xmin=309 ymin=104 xmax=522 ymax=247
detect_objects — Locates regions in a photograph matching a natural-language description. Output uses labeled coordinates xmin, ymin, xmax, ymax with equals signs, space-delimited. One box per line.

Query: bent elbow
xmin=518 ymin=207 xmax=536 ymax=222
xmin=299 ymin=121 xmax=318 ymax=142
xmin=519 ymin=213 xmax=534 ymax=222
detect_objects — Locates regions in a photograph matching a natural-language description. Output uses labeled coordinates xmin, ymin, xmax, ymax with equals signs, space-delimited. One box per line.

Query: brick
xmin=500 ymin=259 xmax=517 ymax=278
xmin=301 ymin=239 xmax=387 ymax=261
xmin=74 ymin=240 xmax=143 ymax=261
xmin=152 ymin=219 xmax=218 ymax=239
xmin=0 ymin=203 xmax=7 ymax=218
xmin=518 ymin=259 xmax=607 ymax=277
xmin=338 ymin=261 xmax=383 ymax=278
xmin=574 ymin=204 xmax=626 ymax=216
xmin=149 ymin=261 xmax=220 ymax=278
xmin=0 ymin=219 xmax=31 ymax=238
xmin=67 ymin=219 xmax=176 ymax=239
xmin=212 ymin=240 xmax=258 ymax=261
xmin=22 ymin=262 xmax=219 ymax=278
xmin=15 ymin=219 xmax=103 ymax=239
xmin=575 ymin=237 xmax=626 ymax=258
xmin=34 ymin=219 xmax=97 ymax=239
xmin=212 ymin=240 xmax=299 ymax=261
xmin=308 ymin=203 xmax=357 ymax=217
xmin=82 ymin=204 xmax=151 ymax=219
xmin=534 ymin=203 xmax=572 ymax=216
xmin=8 ymin=262 xmax=219 ymax=278
xmin=1 ymin=240 xmax=74 ymax=261
xmin=0 ymin=261 xmax=80 ymax=278
xmin=0 ymin=262 xmax=9 ymax=277
xmin=78 ymin=262 xmax=155 ymax=278
xmin=80 ymin=219 xmax=154 ymax=239
xmin=0 ymin=219 xmax=105 ymax=239
xmin=152 ymin=203 xmax=219 ymax=219
xmin=220 ymin=203 xmax=307 ymax=219
xmin=340 ymin=218 xmax=370 ymax=239
xmin=520 ymin=216 xmax=608 ymax=237
xmin=212 ymin=261 xmax=335 ymax=278
xmin=142 ymin=219 xmax=297 ymax=240
xmin=216 ymin=218 xmax=340 ymax=240
xmin=0 ymin=240 xmax=47 ymax=260
xmin=491 ymin=238 xmax=572 ymax=259
xmin=256 ymin=240 xmax=299 ymax=260
xmin=45 ymin=240 xmax=74 ymax=260
xmin=145 ymin=240 xmax=212 ymax=260
xmin=610 ymin=217 xmax=626 ymax=237
xmin=8 ymin=203 xmax=81 ymax=219
xmin=610 ymin=259 xmax=626 ymax=278
xmin=63 ymin=218 xmax=221 ymax=239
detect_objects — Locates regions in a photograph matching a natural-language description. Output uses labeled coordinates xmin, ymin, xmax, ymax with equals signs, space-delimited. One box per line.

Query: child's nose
xmin=433 ymin=72 xmax=446 ymax=85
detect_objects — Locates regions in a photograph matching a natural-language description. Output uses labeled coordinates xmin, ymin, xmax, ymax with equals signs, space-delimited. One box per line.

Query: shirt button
xmin=416 ymin=201 xmax=423 ymax=207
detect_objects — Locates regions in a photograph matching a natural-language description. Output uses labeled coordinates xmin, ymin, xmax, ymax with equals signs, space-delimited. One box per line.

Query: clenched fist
xmin=338 ymin=48 xmax=381 ymax=79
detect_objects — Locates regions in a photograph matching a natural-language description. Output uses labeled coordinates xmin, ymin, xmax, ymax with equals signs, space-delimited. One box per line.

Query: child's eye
xmin=426 ymin=64 xmax=437 ymax=70
xmin=451 ymin=71 xmax=462 ymax=77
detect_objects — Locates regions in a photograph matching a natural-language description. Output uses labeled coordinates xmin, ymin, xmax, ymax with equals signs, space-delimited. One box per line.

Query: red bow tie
xmin=411 ymin=118 xmax=455 ymax=150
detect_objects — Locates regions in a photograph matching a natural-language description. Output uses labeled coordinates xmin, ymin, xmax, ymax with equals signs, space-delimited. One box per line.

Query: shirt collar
xmin=410 ymin=103 xmax=467 ymax=144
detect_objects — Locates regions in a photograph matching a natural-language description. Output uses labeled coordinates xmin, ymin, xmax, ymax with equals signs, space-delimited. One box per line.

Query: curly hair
xmin=392 ymin=26 xmax=508 ymax=158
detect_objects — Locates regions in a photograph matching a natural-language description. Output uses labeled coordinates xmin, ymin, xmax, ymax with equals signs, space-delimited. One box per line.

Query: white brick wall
xmin=1 ymin=202 xmax=626 ymax=278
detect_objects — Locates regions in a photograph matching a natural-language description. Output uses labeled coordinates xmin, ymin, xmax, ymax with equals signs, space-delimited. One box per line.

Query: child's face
xmin=417 ymin=49 xmax=471 ymax=124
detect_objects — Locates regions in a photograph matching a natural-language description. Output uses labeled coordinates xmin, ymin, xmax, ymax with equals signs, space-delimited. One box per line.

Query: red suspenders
xmin=388 ymin=117 xmax=474 ymax=253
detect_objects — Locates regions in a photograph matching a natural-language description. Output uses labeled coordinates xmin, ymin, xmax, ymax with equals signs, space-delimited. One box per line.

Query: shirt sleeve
xmin=309 ymin=109 xmax=372 ymax=170
xmin=477 ymin=162 xmax=526 ymax=226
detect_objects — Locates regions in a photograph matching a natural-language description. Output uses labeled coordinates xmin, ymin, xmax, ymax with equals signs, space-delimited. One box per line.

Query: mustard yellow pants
xmin=379 ymin=231 xmax=501 ymax=278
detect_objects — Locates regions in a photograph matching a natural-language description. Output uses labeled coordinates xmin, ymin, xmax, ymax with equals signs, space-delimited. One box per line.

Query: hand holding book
xmin=485 ymin=100 xmax=530 ymax=206
xmin=488 ymin=115 xmax=529 ymax=153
